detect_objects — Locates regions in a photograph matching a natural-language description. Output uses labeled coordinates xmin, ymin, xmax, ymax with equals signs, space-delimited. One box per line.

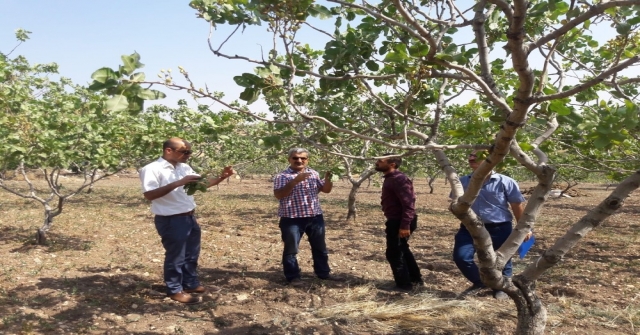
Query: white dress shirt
xmin=139 ymin=157 xmax=198 ymax=215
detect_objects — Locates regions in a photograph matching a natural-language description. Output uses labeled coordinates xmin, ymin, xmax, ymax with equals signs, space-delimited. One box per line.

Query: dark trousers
xmin=385 ymin=216 xmax=421 ymax=289
xmin=279 ymin=215 xmax=330 ymax=281
xmin=452 ymin=222 xmax=513 ymax=286
xmin=154 ymin=214 xmax=201 ymax=295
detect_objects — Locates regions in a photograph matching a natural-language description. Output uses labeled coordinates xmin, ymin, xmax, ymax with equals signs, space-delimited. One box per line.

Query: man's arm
xmin=396 ymin=177 xmax=416 ymax=238
xmin=207 ymin=166 xmax=235 ymax=188
xmin=510 ymin=202 xmax=532 ymax=241
xmin=143 ymin=175 xmax=202 ymax=201
xmin=510 ymin=202 xmax=524 ymax=223
xmin=274 ymin=172 xmax=310 ymax=199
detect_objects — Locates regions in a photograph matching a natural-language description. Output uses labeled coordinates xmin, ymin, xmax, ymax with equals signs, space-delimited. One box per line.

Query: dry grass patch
xmin=313 ymin=284 xmax=511 ymax=334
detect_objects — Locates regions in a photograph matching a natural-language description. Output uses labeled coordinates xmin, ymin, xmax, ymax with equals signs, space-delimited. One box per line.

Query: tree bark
xmin=512 ymin=277 xmax=548 ymax=334
xmin=346 ymin=185 xmax=359 ymax=221
xmin=346 ymin=169 xmax=376 ymax=221
xmin=36 ymin=206 xmax=54 ymax=245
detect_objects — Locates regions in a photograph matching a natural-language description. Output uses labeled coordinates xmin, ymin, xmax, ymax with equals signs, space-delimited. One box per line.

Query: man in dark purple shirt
xmin=375 ymin=154 xmax=423 ymax=291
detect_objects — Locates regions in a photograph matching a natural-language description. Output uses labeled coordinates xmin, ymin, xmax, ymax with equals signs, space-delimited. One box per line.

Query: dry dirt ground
xmin=1 ymin=176 xmax=639 ymax=335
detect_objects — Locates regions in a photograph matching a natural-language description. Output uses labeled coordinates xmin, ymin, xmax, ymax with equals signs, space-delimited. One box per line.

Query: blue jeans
xmin=452 ymin=222 xmax=513 ymax=286
xmin=279 ymin=215 xmax=330 ymax=281
xmin=154 ymin=214 xmax=201 ymax=295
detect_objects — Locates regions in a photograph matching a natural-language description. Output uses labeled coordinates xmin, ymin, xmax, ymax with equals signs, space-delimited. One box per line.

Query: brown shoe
xmin=168 ymin=292 xmax=200 ymax=304
xmin=289 ymin=278 xmax=304 ymax=287
xmin=184 ymin=285 xmax=222 ymax=294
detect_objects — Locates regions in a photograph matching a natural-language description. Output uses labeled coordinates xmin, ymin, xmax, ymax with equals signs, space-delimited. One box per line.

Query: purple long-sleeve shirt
xmin=381 ymin=170 xmax=416 ymax=230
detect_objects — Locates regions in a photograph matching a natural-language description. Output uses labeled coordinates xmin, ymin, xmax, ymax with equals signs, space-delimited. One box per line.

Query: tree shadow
xmin=7 ymin=229 xmax=95 ymax=254
xmin=66 ymin=191 xmax=146 ymax=208
xmin=0 ymin=272 xmax=221 ymax=334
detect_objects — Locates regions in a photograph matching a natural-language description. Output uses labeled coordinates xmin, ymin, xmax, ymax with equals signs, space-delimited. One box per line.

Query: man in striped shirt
xmin=273 ymin=148 xmax=340 ymax=286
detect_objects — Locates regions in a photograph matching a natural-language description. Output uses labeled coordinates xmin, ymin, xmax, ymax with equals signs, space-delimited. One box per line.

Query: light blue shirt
xmin=458 ymin=173 xmax=525 ymax=224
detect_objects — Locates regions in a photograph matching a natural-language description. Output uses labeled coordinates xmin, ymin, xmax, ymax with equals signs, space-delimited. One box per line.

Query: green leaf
xmin=446 ymin=129 xmax=466 ymax=137
xmin=239 ymin=87 xmax=260 ymax=104
xmin=628 ymin=16 xmax=640 ymax=25
xmin=593 ymin=136 xmax=610 ymax=149
xmin=408 ymin=44 xmax=429 ymax=57
xmin=88 ymin=79 xmax=118 ymax=91
xmin=434 ymin=53 xmax=454 ymax=61
xmin=120 ymin=52 xmax=144 ymax=75
xmin=365 ymin=60 xmax=379 ymax=71
xmin=549 ymin=100 xmax=572 ymax=115
xmin=105 ymin=96 xmax=129 ymax=112
xmin=444 ymin=43 xmax=458 ymax=54
xmin=309 ymin=5 xmax=332 ymax=19
xmin=137 ymin=88 xmax=166 ymax=100
xmin=384 ymin=52 xmax=407 ymax=63
xmin=234 ymin=73 xmax=261 ymax=87
xmin=91 ymin=68 xmax=119 ymax=84
xmin=555 ymin=2 xmax=569 ymax=12
xmin=255 ymin=67 xmax=271 ymax=78
xmin=520 ymin=142 xmax=534 ymax=151
xmin=130 ymin=72 xmax=146 ymax=82
xmin=616 ymin=22 xmax=631 ymax=35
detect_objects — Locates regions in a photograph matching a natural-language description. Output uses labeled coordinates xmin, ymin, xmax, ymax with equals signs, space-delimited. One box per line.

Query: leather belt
xmin=163 ymin=210 xmax=194 ymax=217
xmin=483 ymin=221 xmax=511 ymax=226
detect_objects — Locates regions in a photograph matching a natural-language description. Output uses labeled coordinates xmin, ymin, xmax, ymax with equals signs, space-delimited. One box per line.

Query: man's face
xmin=288 ymin=152 xmax=309 ymax=171
xmin=468 ymin=152 xmax=480 ymax=170
xmin=374 ymin=158 xmax=393 ymax=173
xmin=168 ymin=144 xmax=193 ymax=163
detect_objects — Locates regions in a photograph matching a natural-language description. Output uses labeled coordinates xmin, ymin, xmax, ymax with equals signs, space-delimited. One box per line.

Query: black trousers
xmin=385 ymin=216 xmax=421 ymax=288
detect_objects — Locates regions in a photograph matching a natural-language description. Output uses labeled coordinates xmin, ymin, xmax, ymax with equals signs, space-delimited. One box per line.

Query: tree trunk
xmin=427 ymin=175 xmax=437 ymax=194
xmin=346 ymin=169 xmax=376 ymax=221
xmin=36 ymin=208 xmax=54 ymax=245
xmin=512 ymin=277 xmax=548 ymax=334
xmin=346 ymin=183 xmax=361 ymax=221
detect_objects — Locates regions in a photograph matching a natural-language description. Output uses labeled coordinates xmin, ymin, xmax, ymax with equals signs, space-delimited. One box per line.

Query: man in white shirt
xmin=139 ymin=137 xmax=234 ymax=304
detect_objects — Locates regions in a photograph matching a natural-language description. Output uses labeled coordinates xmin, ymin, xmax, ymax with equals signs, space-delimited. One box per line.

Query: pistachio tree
xmin=0 ymin=33 xmax=172 ymax=244
xmin=94 ymin=0 xmax=640 ymax=332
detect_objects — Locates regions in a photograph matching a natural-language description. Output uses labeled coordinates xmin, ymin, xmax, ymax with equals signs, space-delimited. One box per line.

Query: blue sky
xmin=1 ymin=0 xmax=320 ymax=112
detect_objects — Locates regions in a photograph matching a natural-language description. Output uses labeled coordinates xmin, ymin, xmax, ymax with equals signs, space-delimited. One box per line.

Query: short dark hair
xmin=162 ymin=139 xmax=174 ymax=150
xmin=382 ymin=153 xmax=402 ymax=168
xmin=163 ymin=138 xmax=188 ymax=150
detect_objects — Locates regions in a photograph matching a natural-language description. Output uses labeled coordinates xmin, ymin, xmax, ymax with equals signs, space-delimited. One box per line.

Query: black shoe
xmin=412 ymin=280 xmax=425 ymax=287
xmin=457 ymin=283 xmax=486 ymax=299
xmin=380 ymin=283 xmax=413 ymax=293
xmin=319 ymin=274 xmax=346 ymax=282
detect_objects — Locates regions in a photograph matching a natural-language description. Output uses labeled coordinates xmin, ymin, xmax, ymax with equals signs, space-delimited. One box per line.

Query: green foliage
xmin=184 ymin=175 xmax=209 ymax=195
xmin=88 ymin=52 xmax=166 ymax=114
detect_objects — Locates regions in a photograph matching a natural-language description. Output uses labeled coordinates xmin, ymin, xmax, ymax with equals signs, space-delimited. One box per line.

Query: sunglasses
xmin=290 ymin=157 xmax=308 ymax=161
xmin=173 ymin=149 xmax=193 ymax=155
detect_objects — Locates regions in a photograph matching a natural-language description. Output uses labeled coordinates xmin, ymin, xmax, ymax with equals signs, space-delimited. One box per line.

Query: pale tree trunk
xmin=36 ymin=204 xmax=55 ymax=245
xmin=346 ymin=169 xmax=376 ymax=221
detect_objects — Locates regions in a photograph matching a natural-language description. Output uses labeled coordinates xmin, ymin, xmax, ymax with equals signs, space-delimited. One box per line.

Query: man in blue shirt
xmin=453 ymin=151 xmax=528 ymax=300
